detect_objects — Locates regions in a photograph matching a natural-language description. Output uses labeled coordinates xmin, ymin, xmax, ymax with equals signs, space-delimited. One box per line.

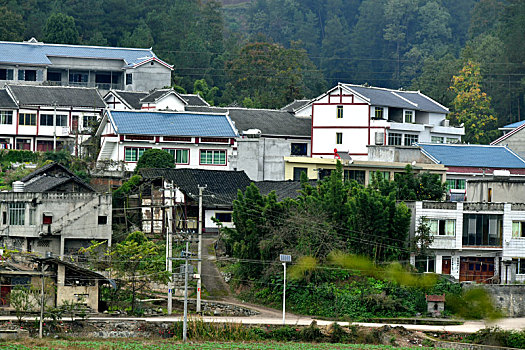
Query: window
xmin=318 ymin=169 xmax=333 ymax=180
xmin=200 ymin=150 xmax=226 ymax=165
xmin=165 ymin=149 xmax=189 ymax=164
xmin=512 ymin=222 xmax=525 ymax=238
xmin=291 ymin=143 xmax=308 ymax=156
xmin=0 ymin=111 xmax=12 ymax=124
xmin=126 ymin=73 xmax=133 ymax=85
xmin=374 ymin=107 xmax=384 ymax=120
xmin=37 ymin=141 xmax=54 ymax=152
xmin=344 ymin=170 xmax=365 ymax=185
xmin=0 ymin=68 xmax=13 ymax=80
xmin=515 ymin=258 xmax=525 ymax=275
xmin=431 ymin=136 xmax=444 ymax=143
xmin=40 ymin=114 xmax=54 ymax=126
xmin=42 ymin=214 xmax=52 ymax=225
xmin=429 ymin=219 xmax=456 ymax=236
xmin=69 ymin=72 xmax=88 ymax=83
xmin=336 ymin=132 xmax=343 ymax=144
xmin=337 ymin=105 xmax=343 ymax=119
xmin=388 ymin=133 xmax=402 ymax=146
xmin=446 ymin=137 xmax=459 ymax=144
xmin=18 ymin=69 xmax=37 ymax=81
xmin=373 ymin=171 xmax=390 ymax=181
xmin=415 ymin=255 xmax=435 ymax=273
xmin=293 ymin=167 xmax=308 ymax=181
xmin=56 ymin=115 xmax=67 ymax=127
xmin=38 ymin=240 xmax=51 ymax=248
xmin=124 ymin=147 xmax=148 ymax=162
xmin=47 ymin=71 xmax=61 ymax=82
xmin=29 ymin=208 xmax=36 ymax=226
xmin=215 ymin=213 xmax=232 ymax=222
xmin=83 ymin=115 xmax=97 ymax=129
xmin=404 ymin=110 xmax=414 ymax=123
xmin=446 ymin=179 xmax=465 ymax=191
xmin=403 ymin=134 xmax=418 ymax=146
xmin=8 ymin=203 xmax=25 ymax=226
xmin=98 ymin=216 xmax=108 ymax=225
xmin=463 ymin=214 xmax=502 ymax=246
xmin=19 ymin=113 xmax=36 ymax=126
xmin=15 ymin=139 xmax=31 ymax=150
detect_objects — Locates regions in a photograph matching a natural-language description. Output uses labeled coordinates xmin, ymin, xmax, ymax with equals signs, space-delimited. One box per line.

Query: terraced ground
xmin=0 ymin=341 xmax=439 ymax=350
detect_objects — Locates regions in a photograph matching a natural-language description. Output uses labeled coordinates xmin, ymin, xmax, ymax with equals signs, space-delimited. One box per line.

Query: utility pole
xmin=166 ymin=181 xmax=174 ymax=315
xmin=39 ymin=263 xmax=45 ymax=338
xmin=182 ymin=240 xmax=189 ymax=342
xmin=196 ymin=186 xmax=205 ymax=313
xmin=53 ymin=101 xmax=57 ymax=151
xmin=279 ymin=254 xmax=291 ymax=326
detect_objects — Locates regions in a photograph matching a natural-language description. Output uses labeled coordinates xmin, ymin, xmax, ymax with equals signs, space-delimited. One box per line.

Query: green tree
xmin=134 ymin=149 xmax=174 ymax=174
xmin=0 ymin=6 xmax=25 ymax=41
xmin=112 ymin=231 xmax=167 ymax=313
xmin=449 ymin=60 xmax=498 ymax=144
xmin=193 ymin=79 xmax=219 ymax=106
xmin=393 ymin=165 xmax=446 ymax=201
xmin=43 ymin=13 xmax=80 ymax=44
xmin=120 ymin=20 xmax=154 ymax=48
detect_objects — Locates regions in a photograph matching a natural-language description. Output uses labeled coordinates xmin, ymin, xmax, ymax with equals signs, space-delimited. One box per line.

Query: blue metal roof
xmin=418 ymin=143 xmax=525 ymax=168
xmin=0 ymin=41 xmax=168 ymax=67
xmin=109 ymin=111 xmax=238 ymax=137
xmin=503 ymin=120 xmax=525 ymax=129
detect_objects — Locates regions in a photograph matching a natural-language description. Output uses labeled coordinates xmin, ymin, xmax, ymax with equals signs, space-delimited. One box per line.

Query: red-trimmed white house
xmin=96 ymin=110 xmax=238 ymax=171
xmin=104 ymin=89 xmax=210 ymax=111
xmin=294 ymin=83 xmax=464 ymax=160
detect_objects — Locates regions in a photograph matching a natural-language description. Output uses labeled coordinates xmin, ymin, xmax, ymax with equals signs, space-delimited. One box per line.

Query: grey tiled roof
xmin=139 ymin=168 xmax=252 ymax=207
xmin=140 ymin=89 xmax=171 ymax=103
xmin=186 ymin=106 xmax=311 ymax=137
xmin=0 ymin=90 xmax=17 ymax=108
xmin=112 ymin=91 xmax=148 ymax=109
xmin=255 ymin=180 xmax=316 ymax=201
xmin=280 ymin=99 xmax=311 ymax=112
xmin=343 ymin=84 xmax=449 ymax=114
xmin=8 ymin=85 xmax=105 ymax=108
xmin=21 ymin=162 xmax=95 ymax=192
xmin=181 ymin=94 xmax=210 ymax=106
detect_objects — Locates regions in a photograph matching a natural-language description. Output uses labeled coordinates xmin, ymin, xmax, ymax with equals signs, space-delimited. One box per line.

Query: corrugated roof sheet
xmin=0 ymin=40 xmax=168 ymax=67
xmin=8 ymin=85 xmax=105 ymax=108
xmin=418 ymin=143 xmax=525 ymax=168
xmin=343 ymin=84 xmax=449 ymax=113
xmin=109 ymin=110 xmax=238 ymax=137
xmin=503 ymin=120 xmax=525 ymax=129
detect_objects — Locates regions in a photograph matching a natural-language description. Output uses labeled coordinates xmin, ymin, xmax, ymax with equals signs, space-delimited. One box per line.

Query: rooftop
xmin=108 ymin=110 xmax=238 ymax=137
xmin=417 ymin=143 xmax=525 ymax=168
xmin=139 ymin=168 xmax=252 ymax=207
xmin=7 ymin=84 xmax=105 ymax=108
xmin=0 ymin=39 xmax=172 ymax=69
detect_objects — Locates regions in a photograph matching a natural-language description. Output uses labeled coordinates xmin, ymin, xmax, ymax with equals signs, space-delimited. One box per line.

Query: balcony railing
xmin=464 ymin=203 xmax=504 ymax=212
xmin=44 ymin=80 xmax=123 ymax=90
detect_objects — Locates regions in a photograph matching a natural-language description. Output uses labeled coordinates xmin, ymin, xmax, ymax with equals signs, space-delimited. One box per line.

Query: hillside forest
xmin=1 ymin=0 xmax=524 ymax=143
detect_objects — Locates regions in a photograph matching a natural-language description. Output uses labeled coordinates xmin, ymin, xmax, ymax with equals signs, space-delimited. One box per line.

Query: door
xmin=442 ymin=257 xmax=451 ymax=275
xmin=459 ymin=257 xmax=495 ymax=283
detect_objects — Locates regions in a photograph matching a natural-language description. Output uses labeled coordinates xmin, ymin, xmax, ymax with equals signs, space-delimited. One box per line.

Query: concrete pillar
xmin=435 ymin=255 xmax=443 ymax=274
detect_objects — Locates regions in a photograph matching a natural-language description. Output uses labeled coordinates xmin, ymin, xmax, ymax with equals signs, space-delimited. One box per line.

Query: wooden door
xmin=460 ymin=257 xmax=494 ymax=283
xmin=442 ymin=257 xmax=451 ymax=275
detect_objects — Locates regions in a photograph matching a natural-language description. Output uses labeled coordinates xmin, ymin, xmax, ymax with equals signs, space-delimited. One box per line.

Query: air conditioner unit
xmin=442 ymin=119 xmax=450 ymax=127
xmin=375 ymin=132 xmax=384 ymax=145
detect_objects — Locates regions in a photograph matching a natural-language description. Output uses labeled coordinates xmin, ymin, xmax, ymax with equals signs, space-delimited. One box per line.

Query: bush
xmin=134 ymin=149 xmax=174 ymax=173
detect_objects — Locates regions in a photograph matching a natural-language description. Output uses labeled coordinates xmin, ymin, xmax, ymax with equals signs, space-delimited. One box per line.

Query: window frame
xmin=336 ymin=105 xmax=343 ymax=119
xmin=431 ymin=136 xmax=444 ymax=143
xmin=374 ymin=106 xmax=384 ymax=120
xmin=40 ymin=114 xmax=54 ymax=126
xmin=124 ymin=147 xmax=150 ymax=162
xmin=214 ymin=212 xmax=232 ymax=223
xmin=199 ymin=149 xmax=227 ymax=166
xmin=512 ymin=221 xmax=525 ymax=238
xmin=8 ymin=203 xmax=25 ymax=226
xmin=164 ymin=148 xmax=190 ymax=165
xmin=290 ymin=143 xmax=308 ymax=156
xmin=429 ymin=219 xmax=456 ymax=236
xmin=336 ymin=132 xmax=343 ymax=145
xmin=0 ymin=111 xmax=13 ymax=125
xmin=19 ymin=113 xmax=37 ymax=126
xmin=388 ymin=132 xmax=402 ymax=146
xmin=0 ymin=68 xmax=14 ymax=81
xmin=404 ymin=110 xmax=415 ymax=123
xmin=403 ymin=134 xmax=418 ymax=146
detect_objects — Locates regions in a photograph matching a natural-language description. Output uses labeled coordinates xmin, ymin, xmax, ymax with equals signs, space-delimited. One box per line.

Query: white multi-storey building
xmin=295 ymin=83 xmax=465 ymax=160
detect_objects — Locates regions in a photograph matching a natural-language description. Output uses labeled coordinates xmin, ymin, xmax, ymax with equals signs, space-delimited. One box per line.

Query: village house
xmin=104 ymin=88 xmax=209 ymax=111
xmin=0 ymin=162 xmax=112 ymax=259
xmin=294 ymin=83 xmax=464 ymax=160
xmin=0 ymin=84 xmax=105 ymax=155
xmin=368 ymin=143 xmax=525 ymax=200
xmin=96 ymin=109 xmax=238 ymax=172
xmin=409 ymin=200 xmax=525 ymax=285
xmin=0 ymin=38 xmax=172 ymax=92
xmin=491 ymin=120 xmax=525 ymax=160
